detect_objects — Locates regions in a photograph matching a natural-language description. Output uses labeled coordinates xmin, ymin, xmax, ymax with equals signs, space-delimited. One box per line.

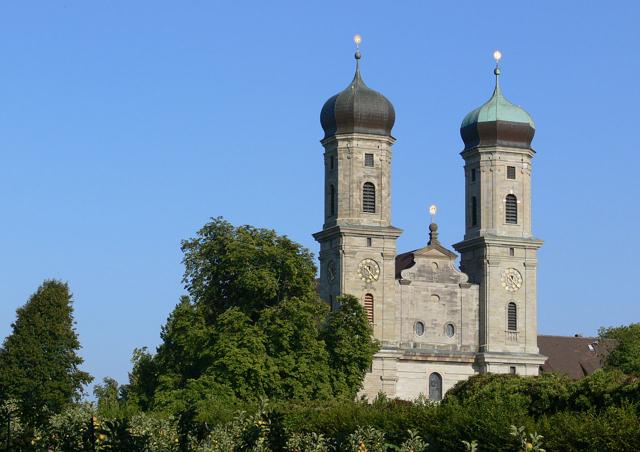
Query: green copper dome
xmin=461 ymin=79 xmax=534 ymax=128
xmin=460 ymin=68 xmax=535 ymax=150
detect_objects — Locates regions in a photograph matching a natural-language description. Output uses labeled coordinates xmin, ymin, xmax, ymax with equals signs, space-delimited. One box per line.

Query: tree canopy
xmin=0 ymin=280 xmax=92 ymax=427
xmin=127 ymin=217 xmax=378 ymax=410
xmin=180 ymin=218 xmax=318 ymax=320
xmin=599 ymin=323 xmax=640 ymax=374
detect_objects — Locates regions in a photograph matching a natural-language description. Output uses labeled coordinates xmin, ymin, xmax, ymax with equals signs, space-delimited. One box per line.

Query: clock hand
xmin=365 ymin=266 xmax=374 ymax=278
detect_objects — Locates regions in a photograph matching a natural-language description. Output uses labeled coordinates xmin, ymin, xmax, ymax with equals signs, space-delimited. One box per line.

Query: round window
xmin=415 ymin=321 xmax=425 ymax=336
xmin=445 ymin=323 xmax=455 ymax=338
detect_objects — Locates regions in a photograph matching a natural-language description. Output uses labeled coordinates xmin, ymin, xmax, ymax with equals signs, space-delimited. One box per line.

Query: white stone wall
xmin=454 ymin=143 xmax=544 ymax=370
xmin=395 ymin=244 xmax=479 ymax=352
xmin=314 ymin=132 xmax=401 ymax=341
xmin=395 ymin=359 xmax=477 ymax=401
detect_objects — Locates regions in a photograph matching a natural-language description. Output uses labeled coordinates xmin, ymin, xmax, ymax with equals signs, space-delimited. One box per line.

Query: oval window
xmin=415 ymin=321 xmax=425 ymax=336
xmin=445 ymin=323 xmax=455 ymax=338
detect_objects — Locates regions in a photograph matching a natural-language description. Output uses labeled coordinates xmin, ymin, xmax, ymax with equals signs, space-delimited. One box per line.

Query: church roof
xmin=461 ymin=82 xmax=534 ymax=129
xmin=460 ymin=62 xmax=535 ymax=150
xmin=320 ymin=50 xmax=395 ymax=139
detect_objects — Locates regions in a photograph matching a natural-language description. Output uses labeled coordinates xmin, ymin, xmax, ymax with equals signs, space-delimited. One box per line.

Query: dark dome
xmin=320 ymin=54 xmax=395 ymax=139
xmin=460 ymin=69 xmax=535 ymax=151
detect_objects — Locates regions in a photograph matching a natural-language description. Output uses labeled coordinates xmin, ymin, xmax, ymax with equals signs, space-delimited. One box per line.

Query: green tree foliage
xmin=94 ymin=377 xmax=138 ymax=419
xmin=444 ymin=372 xmax=573 ymax=417
xmin=321 ymin=295 xmax=379 ymax=399
xmin=0 ymin=280 xmax=92 ymax=427
xmin=126 ymin=218 xmax=377 ymax=413
xmin=259 ymin=297 xmax=332 ymax=400
xmin=208 ymin=307 xmax=270 ymax=400
xmin=599 ymin=323 xmax=640 ymax=374
xmin=180 ymin=217 xmax=317 ymax=320
xmin=126 ymin=347 xmax=160 ymax=411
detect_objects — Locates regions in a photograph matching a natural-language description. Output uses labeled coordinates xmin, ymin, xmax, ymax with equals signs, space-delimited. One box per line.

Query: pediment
xmin=412 ymin=242 xmax=458 ymax=260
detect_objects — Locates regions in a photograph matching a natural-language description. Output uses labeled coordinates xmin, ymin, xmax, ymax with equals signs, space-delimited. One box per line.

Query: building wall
xmin=395 ymin=359 xmax=477 ymax=401
xmin=395 ymin=245 xmax=479 ymax=351
xmin=455 ymin=146 xmax=543 ymax=359
xmin=314 ymin=132 xmax=401 ymax=340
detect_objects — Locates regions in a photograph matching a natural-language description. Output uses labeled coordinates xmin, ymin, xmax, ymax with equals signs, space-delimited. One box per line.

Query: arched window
xmin=363 ymin=293 xmax=374 ymax=323
xmin=363 ymin=182 xmax=376 ymax=213
xmin=508 ymin=302 xmax=517 ymax=331
xmin=429 ymin=372 xmax=442 ymax=401
xmin=330 ymin=184 xmax=336 ymax=216
xmin=505 ymin=194 xmax=517 ymax=224
xmin=471 ymin=196 xmax=478 ymax=226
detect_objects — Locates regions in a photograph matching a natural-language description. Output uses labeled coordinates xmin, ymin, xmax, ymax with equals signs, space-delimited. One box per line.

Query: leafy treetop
xmin=0 ymin=280 xmax=92 ymax=427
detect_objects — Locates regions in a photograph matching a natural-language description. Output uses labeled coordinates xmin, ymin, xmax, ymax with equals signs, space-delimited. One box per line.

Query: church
xmin=313 ymin=43 xmax=547 ymax=401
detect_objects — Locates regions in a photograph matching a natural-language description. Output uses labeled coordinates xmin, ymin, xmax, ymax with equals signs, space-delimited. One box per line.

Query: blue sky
xmin=0 ymin=1 xmax=638 ymax=390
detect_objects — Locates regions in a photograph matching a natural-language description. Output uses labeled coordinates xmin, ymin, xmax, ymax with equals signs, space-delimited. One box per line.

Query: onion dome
xmin=320 ymin=49 xmax=395 ymax=139
xmin=460 ymin=59 xmax=535 ymax=151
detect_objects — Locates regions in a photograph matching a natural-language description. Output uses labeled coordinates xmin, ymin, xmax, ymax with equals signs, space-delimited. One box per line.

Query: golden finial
xmin=493 ymin=50 xmax=502 ymax=78
xmin=353 ymin=34 xmax=362 ymax=61
xmin=429 ymin=204 xmax=437 ymax=223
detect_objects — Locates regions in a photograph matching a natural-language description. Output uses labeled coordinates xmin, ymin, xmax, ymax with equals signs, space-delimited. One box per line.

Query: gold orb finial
xmin=354 ymin=34 xmax=362 ymax=47
xmin=429 ymin=204 xmax=437 ymax=217
xmin=493 ymin=50 xmax=502 ymax=63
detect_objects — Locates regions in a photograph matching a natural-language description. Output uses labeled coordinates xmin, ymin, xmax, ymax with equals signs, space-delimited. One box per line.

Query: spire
xmin=319 ymin=34 xmax=395 ymax=138
xmin=459 ymin=49 xmax=535 ymax=150
xmin=493 ymin=49 xmax=502 ymax=95
xmin=353 ymin=34 xmax=363 ymax=86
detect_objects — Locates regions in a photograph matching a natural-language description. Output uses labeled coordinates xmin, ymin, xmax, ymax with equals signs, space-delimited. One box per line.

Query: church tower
xmin=453 ymin=53 xmax=546 ymax=375
xmin=313 ymin=39 xmax=401 ymax=342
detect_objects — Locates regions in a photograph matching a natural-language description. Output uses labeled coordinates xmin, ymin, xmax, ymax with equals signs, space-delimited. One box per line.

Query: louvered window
xmin=505 ymin=194 xmax=517 ymax=224
xmin=363 ymin=183 xmax=376 ymax=213
xmin=364 ymin=153 xmax=374 ymax=167
xmin=330 ymin=184 xmax=336 ymax=216
xmin=508 ymin=302 xmax=517 ymax=331
xmin=364 ymin=293 xmax=374 ymax=323
xmin=507 ymin=166 xmax=516 ymax=179
xmin=471 ymin=168 xmax=476 ymax=182
xmin=472 ymin=196 xmax=478 ymax=226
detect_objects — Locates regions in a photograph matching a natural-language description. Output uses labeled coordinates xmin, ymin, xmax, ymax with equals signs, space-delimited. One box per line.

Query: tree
xmin=94 ymin=377 xmax=138 ymax=419
xmin=0 ymin=280 xmax=92 ymax=427
xmin=125 ymin=347 xmax=159 ymax=411
xmin=599 ymin=323 xmax=640 ymax=374
xmin=128 ymin=218 xmax=379 ymax=408
xmin=321 ymin=295 xmax=379 ymax=399
xmin=180 ymin=217 xmax=317 ymax=320
xmin=259 ymin=296 xmax=332 ymax=400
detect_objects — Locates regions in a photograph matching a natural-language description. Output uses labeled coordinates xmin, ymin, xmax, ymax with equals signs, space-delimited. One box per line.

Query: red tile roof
xmin=537 ymin=335 xmax=613 ymax=379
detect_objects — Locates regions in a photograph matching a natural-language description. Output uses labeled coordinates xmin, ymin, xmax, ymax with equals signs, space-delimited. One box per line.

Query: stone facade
xmin=314 ymin=54 xmax=546 ymax=401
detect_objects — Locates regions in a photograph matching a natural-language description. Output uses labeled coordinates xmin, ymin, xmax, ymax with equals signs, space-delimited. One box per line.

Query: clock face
xmin=327 ymin=260 xmax=336 ymax=281
xmin=501 ymin=268 xmax=523 ymax=292
xmin=358 ymin=258 xmax=380 ymax=283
